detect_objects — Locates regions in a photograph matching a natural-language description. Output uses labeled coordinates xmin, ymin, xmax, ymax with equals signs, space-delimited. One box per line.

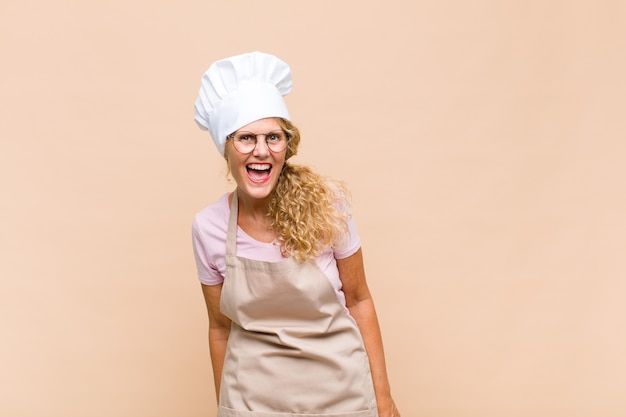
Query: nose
xmin=252 ymin=135 xmax=271 ymax=156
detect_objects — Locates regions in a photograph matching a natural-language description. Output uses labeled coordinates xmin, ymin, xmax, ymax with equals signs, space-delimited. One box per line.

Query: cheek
xmin=224 ymin=149 xmax=241 ymax=169
xmin=224 ymin=153 xmax=241 ymax=178
xmin=275 ymin=156 xmax=287 ymax=171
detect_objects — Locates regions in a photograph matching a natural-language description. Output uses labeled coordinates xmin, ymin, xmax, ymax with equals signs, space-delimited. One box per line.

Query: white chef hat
xmin=194 ymin=51 xmax=292 ymax=155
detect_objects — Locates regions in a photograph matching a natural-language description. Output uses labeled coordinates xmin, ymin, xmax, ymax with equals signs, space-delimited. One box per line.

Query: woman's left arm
xmin=337 ymin=248 xmax=400 ymax=417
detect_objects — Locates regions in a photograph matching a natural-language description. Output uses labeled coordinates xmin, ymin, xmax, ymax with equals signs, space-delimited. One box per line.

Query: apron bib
xmin=217 ymin=192 xmax=377 ymax=417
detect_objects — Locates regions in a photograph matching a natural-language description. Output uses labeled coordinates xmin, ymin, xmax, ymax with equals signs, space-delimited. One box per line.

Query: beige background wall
xmin=2 ymin=1 xmax=625 ymax=416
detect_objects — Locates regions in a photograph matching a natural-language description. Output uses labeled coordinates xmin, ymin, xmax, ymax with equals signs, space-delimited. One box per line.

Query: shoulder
xmin=192 ymin=192 xmax=230 ymax=237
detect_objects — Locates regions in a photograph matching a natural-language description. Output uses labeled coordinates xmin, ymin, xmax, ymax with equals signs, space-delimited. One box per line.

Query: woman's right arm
xmin=201 ymin=283 xmax=232 ymax=403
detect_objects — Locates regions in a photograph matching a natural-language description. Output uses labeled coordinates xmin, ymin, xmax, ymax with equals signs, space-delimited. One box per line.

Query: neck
xmin=233 ymin=189 xmax=276 ymax=242
xmin=234 ymin=189 xmax=272 ymax=221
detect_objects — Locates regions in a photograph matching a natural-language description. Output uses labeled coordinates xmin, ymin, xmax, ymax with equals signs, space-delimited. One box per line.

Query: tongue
xmin=248 ymin=168 xmax=270 ymax=182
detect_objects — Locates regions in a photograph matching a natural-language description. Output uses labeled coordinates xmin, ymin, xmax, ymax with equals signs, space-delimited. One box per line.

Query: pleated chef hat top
xmin=194 ymin=51 xmax=292 ymax=155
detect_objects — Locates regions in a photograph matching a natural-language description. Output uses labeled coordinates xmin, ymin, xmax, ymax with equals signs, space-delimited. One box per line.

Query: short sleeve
xmin=333 ymin=216 xmax=361 ymax=260
xmin=192 ymin=217 xmax=224 ymax=286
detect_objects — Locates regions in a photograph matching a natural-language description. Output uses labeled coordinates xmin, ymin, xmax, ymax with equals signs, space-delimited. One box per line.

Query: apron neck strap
xmin=226 ymin=191 xmax=239 ymax=258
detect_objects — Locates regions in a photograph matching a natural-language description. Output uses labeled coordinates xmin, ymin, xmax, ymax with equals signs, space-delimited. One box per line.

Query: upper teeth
xmin=248 ymin=164 xmax=270 ymax=171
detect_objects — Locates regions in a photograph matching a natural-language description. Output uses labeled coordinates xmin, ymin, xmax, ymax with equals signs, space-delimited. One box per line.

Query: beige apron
xmin=217 ymin=192 xmax=378 ymax=417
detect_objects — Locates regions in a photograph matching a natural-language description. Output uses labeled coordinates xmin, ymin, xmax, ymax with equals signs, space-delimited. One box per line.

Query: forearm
xmin=208 ymin=326 xmax=230 ymax=402
xmin=348 ymin=298 xmax=393 ymax=407
xmin=201 ymin=283 xmax=232 ymax=403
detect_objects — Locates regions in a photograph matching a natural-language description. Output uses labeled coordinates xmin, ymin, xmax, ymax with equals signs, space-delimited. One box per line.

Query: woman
xmin=192 ymin=51 xmax=400 ymax=417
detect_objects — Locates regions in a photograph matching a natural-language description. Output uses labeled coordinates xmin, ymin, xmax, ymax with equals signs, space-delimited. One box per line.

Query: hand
xmin=378 ymin=397 xmax=400 ymax=417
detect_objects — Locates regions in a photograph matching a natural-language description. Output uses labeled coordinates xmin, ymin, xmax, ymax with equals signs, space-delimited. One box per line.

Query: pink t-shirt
xmin=192 ymin=193 xmax=361 ymax=307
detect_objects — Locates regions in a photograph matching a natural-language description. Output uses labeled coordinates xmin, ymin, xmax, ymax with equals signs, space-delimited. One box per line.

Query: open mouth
xmin=246 ymin=163 xmax=272 ymax=183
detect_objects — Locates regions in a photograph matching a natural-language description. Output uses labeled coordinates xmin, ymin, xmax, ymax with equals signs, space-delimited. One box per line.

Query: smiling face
xmin=225 ymin=117 xmax=287 ymax=204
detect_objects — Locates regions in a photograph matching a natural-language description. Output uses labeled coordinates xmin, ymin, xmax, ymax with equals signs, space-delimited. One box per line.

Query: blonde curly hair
xmin=270 ymin=118 xmax=350 ymax=261
xmin=225 ymin=118 xmax=350 ymax=261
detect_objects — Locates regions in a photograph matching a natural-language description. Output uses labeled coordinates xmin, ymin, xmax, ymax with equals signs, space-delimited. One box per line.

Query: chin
xmin=240 ymin=182 xmax=277 ymax=201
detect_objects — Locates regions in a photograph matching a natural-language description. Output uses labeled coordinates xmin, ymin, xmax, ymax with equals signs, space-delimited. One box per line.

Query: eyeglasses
xmin=227 ymin=130 xmax=288 ymax=154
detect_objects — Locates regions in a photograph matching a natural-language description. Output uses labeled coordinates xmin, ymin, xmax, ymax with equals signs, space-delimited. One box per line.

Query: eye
xmin=267 ymin=133 xmax=283 ymax=143
xmin=237 ymin=133 xmax=254 ymax=142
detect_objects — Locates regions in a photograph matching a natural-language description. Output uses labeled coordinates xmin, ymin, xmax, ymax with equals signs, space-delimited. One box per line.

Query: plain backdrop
xmin=1 ymin=1 xmax=625 ymax=416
